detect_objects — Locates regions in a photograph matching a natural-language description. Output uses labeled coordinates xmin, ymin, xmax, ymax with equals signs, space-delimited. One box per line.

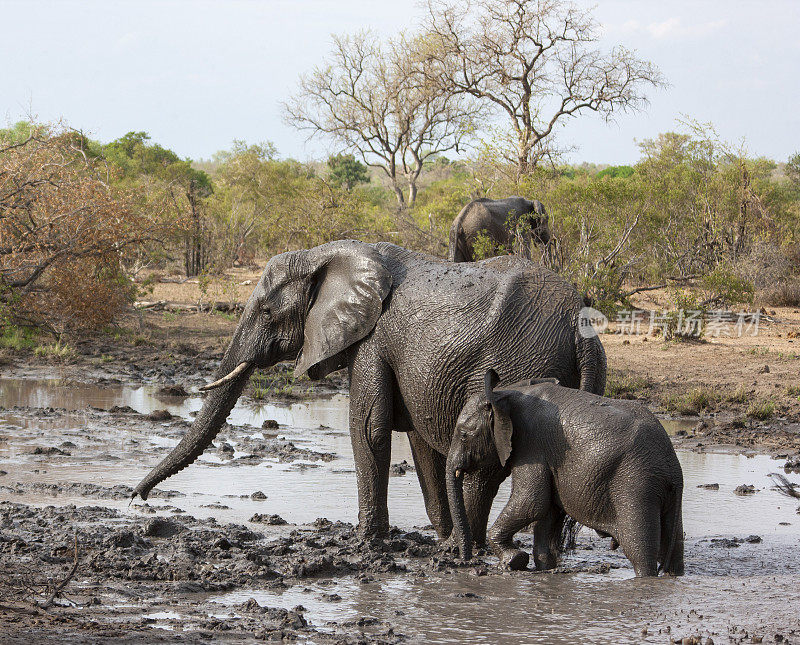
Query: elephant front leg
xmin=488 ymin=466 xmax=551 ymax=570
xmin=349 ymin=352 xmax=393 ymax=539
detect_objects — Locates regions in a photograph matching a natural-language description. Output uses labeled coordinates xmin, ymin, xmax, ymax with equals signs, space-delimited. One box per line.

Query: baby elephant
xmin=447 ymin=370 xmax=684 ymax=577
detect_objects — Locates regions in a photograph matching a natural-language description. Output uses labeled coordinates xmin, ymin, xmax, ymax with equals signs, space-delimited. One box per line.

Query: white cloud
xmin=648 ymin=17 xmax=681 ymax=39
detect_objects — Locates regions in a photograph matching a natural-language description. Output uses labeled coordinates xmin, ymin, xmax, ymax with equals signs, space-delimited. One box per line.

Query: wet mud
xmin=1 ymin=373 xmax=800 ymax=643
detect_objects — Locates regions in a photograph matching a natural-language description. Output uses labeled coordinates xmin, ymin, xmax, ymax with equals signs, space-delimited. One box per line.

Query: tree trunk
xmin=392 ymin=182 xmax=405 ymax=205
xmin=184 ymin=180 xmax=204 ymax=277
xmin=408 ymin=181 xmax=418 ymax=207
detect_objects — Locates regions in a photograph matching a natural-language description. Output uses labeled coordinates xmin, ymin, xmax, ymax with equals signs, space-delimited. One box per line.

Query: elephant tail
xmin=576 ymin=331 xmax=607 ymax=395
xmin=448 ymin=218 xmax=468 ymax=262
xmin=659 ymin=486 xmax=685 ymax=576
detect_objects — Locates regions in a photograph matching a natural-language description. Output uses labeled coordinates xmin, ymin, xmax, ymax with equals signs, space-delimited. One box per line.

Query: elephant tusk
xmin=199 ymin=362 xmax=251 ymax=392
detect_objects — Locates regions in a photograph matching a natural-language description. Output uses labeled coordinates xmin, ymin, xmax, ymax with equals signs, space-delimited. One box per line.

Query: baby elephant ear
xmin=484 ymin=368 xmax=501 ymax=400
xmin=491 ymin=402 xmax=513 ymax=468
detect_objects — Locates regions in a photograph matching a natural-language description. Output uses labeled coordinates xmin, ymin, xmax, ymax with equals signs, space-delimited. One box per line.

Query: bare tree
xmin=283 ymin=31 xmax=480 ymax=206
xmin=421 ymin=0 xmax=666 ymax=175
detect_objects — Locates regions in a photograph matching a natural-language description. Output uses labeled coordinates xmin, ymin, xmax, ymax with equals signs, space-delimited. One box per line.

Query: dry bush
xmin=733 ymin=240 xmax=800 ymax=307
xmin=758 ymin=281 xmax=800 ymax=307
xmin=0 ymin=126 xmax=163 ymax=332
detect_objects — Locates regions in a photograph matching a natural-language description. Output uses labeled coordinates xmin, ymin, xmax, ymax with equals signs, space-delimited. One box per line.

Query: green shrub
xmin=33 ymin=341 xmax=76 ymax=359
xmin=0 ymin=325 xmax=38 ymax=350
xmin=662 ymin=388 xmax=716 ymax=415
xmin=605 ymin=372 xmax=653 ymax=399
xmin=701 ymin=266 xmax=754 ymax=307
xmin=725 ymin=386 xmax=749 ymax=403
xmin=471 ymin=230 xmax=508 ymax=260
xmin=661 ymin=289 xmax=706 ymax=340
xmin=745 ymin=399 xmax=776 ymax=420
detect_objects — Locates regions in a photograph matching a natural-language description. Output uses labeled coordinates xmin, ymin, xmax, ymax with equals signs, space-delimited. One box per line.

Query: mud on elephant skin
xmin=133 ymin=240 xmax=606 ymax=546
xmin=448 ymin=370 xmax=684 ymax=577
xmin=448 ymin=196 xmax=550 ymax=262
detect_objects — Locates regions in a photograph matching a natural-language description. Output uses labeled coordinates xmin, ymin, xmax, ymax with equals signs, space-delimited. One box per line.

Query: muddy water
xmin=2 ymin=377 xmax=800 ymax=643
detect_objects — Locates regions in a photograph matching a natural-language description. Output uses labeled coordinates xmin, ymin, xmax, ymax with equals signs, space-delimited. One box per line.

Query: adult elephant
xmin=448 ymin=196 xmax=550 ymax=262
xmin=132 ymin=240 xmax=605 ymax=545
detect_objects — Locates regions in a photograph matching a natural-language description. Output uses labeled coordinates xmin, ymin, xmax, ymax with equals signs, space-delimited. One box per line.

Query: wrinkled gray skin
xmin=448 ymin=371 xmax=684 ymax=577
xmin=133 ymin=240 xmax=606 ymax=545
xmin=448 ymin=197 xmax=550 ymax=263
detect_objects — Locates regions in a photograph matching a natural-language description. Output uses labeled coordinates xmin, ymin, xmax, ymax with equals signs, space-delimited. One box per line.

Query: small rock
xmin=758 ymin=364 xmax=770 ymax=374
xmin=250 ymin=491 xmax=267 ymax=500
xmin=218 ymin=442 xmax=234 ymax=455
xmin=389 ymin=460 xmax=416 ymax=476
xmin=734 ymin=484 xmax=757 ymax=495
xmin=784 ymin=458 xmax=800 ymax=473
xmin=106 ymin=531 xmax=149 ymax=549
xmin=109 ymin=405 xmax=138 ymax=414
xmin=157 ymin=384 xmax=189 ymax=397
xmin=262 ymin=419 xmax=280 ymax=429
xmin=146 ymin=409 xmax=172 ymax=421
xmin=250 ymin=513 xmax=288 ymax=525
xmin=697 ymin=483 xmax=719 ymax=490
xmin=744 ymin=534 xmax=762 ymax=543
xmin=142 ymin=517 xmax=185 ymax=538
xmin=31 ymin=446 xmax=70 ymax=456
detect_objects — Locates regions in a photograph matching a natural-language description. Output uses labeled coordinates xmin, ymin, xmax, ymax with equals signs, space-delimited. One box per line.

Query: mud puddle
xmin=2 ymin=377 xmax=800 ymax=643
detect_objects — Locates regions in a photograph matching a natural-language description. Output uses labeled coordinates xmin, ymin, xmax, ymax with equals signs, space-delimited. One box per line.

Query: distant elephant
xmin=132 ymin=240 xmax=606 ymax=546
xmin=448 ymin=197 xmax=550 ymax=262
xmin=447 ymin=371 xmax=684 ymax=576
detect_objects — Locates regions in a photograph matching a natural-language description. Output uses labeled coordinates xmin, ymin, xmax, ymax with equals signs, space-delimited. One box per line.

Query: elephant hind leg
xmin=616 ymin=509 xmax=660 ymax=577
xmin=531 ymin=506 xmax=566 ymax=571
xmin=406 ymin=430 xmax=452 ymax=540
xmin=659 ymin=500 xmax=684 ymax=576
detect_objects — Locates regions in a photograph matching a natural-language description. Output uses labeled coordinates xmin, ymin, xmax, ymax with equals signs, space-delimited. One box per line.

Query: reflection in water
xmin=2 ymin=377 xmax=800 ymax=643
xmin=0 ymin=377 xmax=796 ymax=535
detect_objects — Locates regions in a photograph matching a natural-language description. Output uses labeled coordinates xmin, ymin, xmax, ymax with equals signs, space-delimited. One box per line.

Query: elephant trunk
xmin=132 ymin=347 xmax=254 ymax=501
xmin=446 ymin=452 xmax=472 ymax=561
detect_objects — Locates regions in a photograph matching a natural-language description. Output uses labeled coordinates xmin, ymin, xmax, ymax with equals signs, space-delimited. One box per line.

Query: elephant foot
xmin=499 ymin=549 xmax=529 ymax=571
xmin=437 ymin=533 xmax=458 ymax=554
xmin=357 ymin=515 xmax=389 ymax=540
xmin=533 ymin=551 xmax=558 ymax=571
xmin=439 ymin=533 xmax=487 ymax=554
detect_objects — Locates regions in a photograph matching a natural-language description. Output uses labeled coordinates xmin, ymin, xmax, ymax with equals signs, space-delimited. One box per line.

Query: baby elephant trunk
xmin=446 ymin=452 xmax=472 ymax=561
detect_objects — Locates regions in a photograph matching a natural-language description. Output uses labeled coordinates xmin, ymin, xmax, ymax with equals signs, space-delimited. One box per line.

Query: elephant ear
xmin=295 ymin=242 xmax=392 ymax=379
xmin=484 ymin=368 xmax=501 ymax=400
xmin=490 ymin=401 xmax=513 ymax=467
xmin=484 ymin=369 xmax=513 ymax=467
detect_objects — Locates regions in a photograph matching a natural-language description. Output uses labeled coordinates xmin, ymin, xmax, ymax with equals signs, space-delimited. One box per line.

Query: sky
xmin=2 ymin=0 xmax=798 ymax=165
